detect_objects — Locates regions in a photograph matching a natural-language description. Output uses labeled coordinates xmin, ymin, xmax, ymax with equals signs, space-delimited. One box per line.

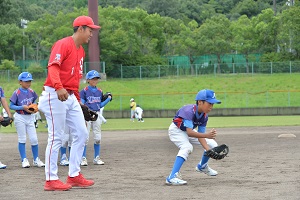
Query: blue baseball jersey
xmin=0 ymin=87 xmax=4 ymax=107
xmin=80 ymin=86 xmax=103 ymax=111
xmin=172 ymin=104 xmax=208 ymax=132
xmin=10 ymin=88 xmax=38 ymax=115
xmin=0 ymin=87 xmax=4 ymax=98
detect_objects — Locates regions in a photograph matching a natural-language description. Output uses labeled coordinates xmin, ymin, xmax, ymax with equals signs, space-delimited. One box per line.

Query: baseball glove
xmin=205 ymin=144 xmax=229 ymax=160
xmin=0 ymin=117 xmax=13 ymax=127
xmin=101 ymin=92 xmax=113 ymax=102
xmin=80 ymin=104 xmax=98 ymax=121
xmin=28 ymin=104 xmax=38 ymax=113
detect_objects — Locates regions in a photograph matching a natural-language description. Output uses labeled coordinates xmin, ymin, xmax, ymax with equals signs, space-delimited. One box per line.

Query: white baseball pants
xmin=39 ymin=86 xmax=88 ymax=180
xmin=168 ymin=123 xmax=218 ymax=160
xmin=13 ymin=113 xmax=38 ymax=145
xmin=86 ymin=110 xmax=102 ymax=144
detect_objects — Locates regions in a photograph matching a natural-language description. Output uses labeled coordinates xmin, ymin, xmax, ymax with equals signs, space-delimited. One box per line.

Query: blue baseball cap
xmin=195 ymin=89 xmax=221 ymax=104
xmin=18 ymin=72 xmax=33 ymax=81
xmin=86 ymin=70 xmax=101 ymax=80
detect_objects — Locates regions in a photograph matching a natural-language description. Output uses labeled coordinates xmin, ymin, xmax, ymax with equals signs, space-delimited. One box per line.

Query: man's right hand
xmin=56 ymin=88 xmax=69 ymax=101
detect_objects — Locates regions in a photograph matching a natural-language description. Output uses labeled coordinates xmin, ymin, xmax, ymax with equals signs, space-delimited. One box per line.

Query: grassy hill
xmin=1 ymin=73 xmax=300 ymax=110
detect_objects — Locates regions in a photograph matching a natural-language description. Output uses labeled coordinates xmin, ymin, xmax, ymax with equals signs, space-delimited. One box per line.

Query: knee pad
xmin=94 ymin=133 xmax=101 ymax=142
xmin=18 ymin=134 xmax=26 ymax=143
xmin=177 ymin=143 xmax=193 ymax=160
xmin=30 ymin=138 xmax=38 ymax=146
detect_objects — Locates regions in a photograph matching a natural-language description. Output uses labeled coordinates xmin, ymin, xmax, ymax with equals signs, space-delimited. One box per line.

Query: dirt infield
xmin=0 ymin=126 xmax=299 ymax=200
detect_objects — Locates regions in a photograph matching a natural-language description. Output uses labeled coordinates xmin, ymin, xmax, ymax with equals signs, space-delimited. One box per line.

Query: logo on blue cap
xmin=195 ymin=89 xmax=221 ymax=104
xmin=18 ymin=72 xmax=33 ymax=81
xmin=86 ymin=70 xmax=101 ymax=80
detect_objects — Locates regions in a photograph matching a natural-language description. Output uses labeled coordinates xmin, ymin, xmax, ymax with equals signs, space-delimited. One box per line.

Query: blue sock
xmin=82 ymin=145 xmax=87 ymax=157
xmin=94 ymin=144 xmax=100 ymax=158
xmin=168 ymin=156 xmax=185 ymax=179
xmin=18 ymin=143 xmax=26 ymax=161
xmin=31 ymin=144 xmax=39 ymax=160
xmin=198 ymin=152 xmax=210 ymax=169
xmin=60 ymin=147 xmax=67 ymax=158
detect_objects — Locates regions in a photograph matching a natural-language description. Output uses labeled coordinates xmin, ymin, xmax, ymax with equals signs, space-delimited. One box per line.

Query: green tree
xmin=100 ymin=6 xmax=167 ymax=67
xmin=277 ymin=5 xmax=300 ymax=59
xmin=173 ymin=20 xmax=199 ymax=74
xmin=230 ymin=0 xmax=260 ymax=18
xmin=100 ymin=6 xmax=145 ymax=66
xmin=160 ymin=17 xmax=184 ymax=56
xmin=197 ymin=14 xmax=232 ymax=73
xmin=251 ymin=8 xmax=280 ymax=53
xmin=174 ymin=0 xmax=205 ymax=24
xmin=208 ymin=0 xmax=234 ymax=14
xmin=0 ymin=0 xmax=12 ymax=24
xmin=5 ymin=0 xmax=45 ymax=25
xmin=74 ymin=0 xmax=87 ymax=9
xmin=230 ymin=15 xmax=259 ymax=72
xmin=147 ymin=0 xmax=180 ymax=19
xmin=29 ymin=0 xmax=75 ymax=15
xmin=0 ymin=59 xmax=19 ymax=71
xmin=0 ymin=24 xmax=27 ymax=61
xmin=26 ymin=11 xmax=82 ymax=60
xmin=27 ymin=62 xmax=45 ymax=78
xmin=2 ymin=0 xmax=299 ymax=68
xmin=198 ymin=3 xmax=217 ymax=23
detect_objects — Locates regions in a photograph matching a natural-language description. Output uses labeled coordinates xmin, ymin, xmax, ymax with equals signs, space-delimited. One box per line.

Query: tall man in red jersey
xmin=38 ymin=16 xmax=101 ymax=191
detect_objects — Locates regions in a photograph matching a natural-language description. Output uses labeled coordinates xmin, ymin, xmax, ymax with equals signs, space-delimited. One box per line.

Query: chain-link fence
xmin=114 ymin=90 xmax=300 ymax=111
xmin=115 ymin=61 xmax=300 ymax=79
xmin=1 ymin=61 xmax=300 ymax=110
xmin=0 ymin=68 xmax=299 ymax=110
xmin=5 ymin=60 xmax=300 ymax=80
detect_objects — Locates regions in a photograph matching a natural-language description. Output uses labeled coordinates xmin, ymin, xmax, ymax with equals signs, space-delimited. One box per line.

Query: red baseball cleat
xmin=66 ymin=173 xmax=94 ymax=187
xmin=44 ymin=180 xmax=72 ymax=191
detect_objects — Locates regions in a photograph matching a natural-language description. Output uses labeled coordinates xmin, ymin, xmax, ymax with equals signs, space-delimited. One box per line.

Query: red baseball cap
xmin=73 ymin=16 xmax=101 ymax=29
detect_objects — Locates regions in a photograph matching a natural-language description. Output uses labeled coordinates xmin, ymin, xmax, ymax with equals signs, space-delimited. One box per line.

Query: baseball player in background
xmin=165 ymin=89 xmax=221 ymax=185
xmin=60 ymin=96 xmax=107 ymax=167
xmin=79 ymin=70 xmax=112 ymax=166
xmin=60 ymin=104 xmax=107 ymax=167
xmin=59 ymin=125 xmax=72 ymax=166
xmin=33 ymin=107 xmax=43 ymax=128
xmin=0 ymin=86 xmax=13 ymax=169
xmin=9 ymin=72 xmax=45 ymax=169
xmin=38 ymin=16 xmax=100 ymax=191
xmin=130 ymin=98 xmax=136 ymax=122
xmin=135 ymin=105 xmax=144 ymax=122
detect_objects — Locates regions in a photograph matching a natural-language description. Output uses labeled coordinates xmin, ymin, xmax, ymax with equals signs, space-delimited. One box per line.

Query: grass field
xmin=1 ymin=115 xmax=299 ymax=133
xmin=1 ymin=73 xmax=300 ymax=110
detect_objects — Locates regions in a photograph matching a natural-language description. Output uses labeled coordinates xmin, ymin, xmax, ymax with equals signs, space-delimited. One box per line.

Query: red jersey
xmin=44 ymin=36 xmax=84 ymax=93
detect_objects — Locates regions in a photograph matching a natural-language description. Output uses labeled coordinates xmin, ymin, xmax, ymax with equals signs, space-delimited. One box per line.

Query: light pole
xmin=286 ymin=0 xmax=294 ymax=6
xmin=20 ymin=19 xmax=28 ymax=61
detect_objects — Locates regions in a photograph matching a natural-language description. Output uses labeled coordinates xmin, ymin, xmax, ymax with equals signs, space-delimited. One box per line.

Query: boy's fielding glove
xmin=101 ymin=92 xmax=113 ymax=102
xmin=205 ymin=144 xmax=229 ymax=160
xmin=80 ymin=105 xmax=98 ymax=121
xmin=0 ymin=117 xmax=14 ymax=127
xmin=28 ymin=104 xmax=39 ymax=113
